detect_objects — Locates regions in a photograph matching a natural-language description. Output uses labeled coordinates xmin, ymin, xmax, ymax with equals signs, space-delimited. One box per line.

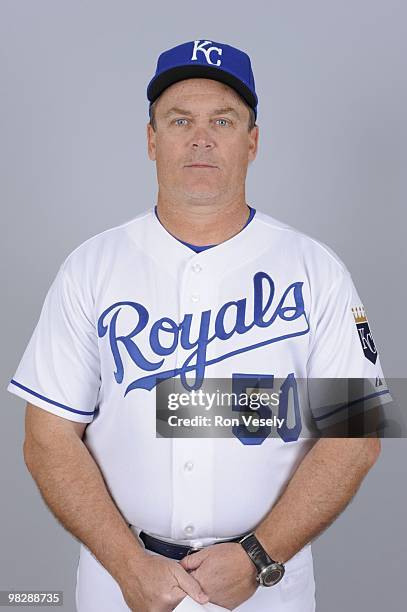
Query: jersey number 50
xmin=231 ymin=373 xmax=302 ymax=445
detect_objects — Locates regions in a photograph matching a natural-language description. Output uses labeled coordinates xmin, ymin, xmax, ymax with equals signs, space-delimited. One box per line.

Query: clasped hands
xmin=119 ymin=541 xmax=258 ymax=611
xmin=179 ymin=541 xmax=258 ymax=609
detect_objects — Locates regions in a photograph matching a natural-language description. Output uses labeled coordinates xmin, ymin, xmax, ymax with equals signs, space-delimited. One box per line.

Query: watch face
xmin=261 ymin=564 xmax=285 ymax=587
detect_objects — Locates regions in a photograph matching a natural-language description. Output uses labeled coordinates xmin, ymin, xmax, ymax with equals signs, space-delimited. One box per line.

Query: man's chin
xmin=182 ymin=188 xmax=222 ymax=200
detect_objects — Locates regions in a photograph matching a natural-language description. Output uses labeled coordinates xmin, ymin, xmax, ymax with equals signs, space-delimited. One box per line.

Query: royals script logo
xmin=97 ymin=271 xmax=310 ymax=395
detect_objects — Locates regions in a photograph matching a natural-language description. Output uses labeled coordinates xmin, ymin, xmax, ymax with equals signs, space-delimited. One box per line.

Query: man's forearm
xmin=255 ymin=438 xmax=381 ymax=563
xmin=23 ymin=430 xmax=146 ymax=584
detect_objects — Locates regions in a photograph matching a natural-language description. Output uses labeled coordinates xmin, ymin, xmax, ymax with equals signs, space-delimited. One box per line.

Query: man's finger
xmin=179 ymin=551 xmax=206 ymax=571
xmin=175 ymin=566 xmax=209 ymax=604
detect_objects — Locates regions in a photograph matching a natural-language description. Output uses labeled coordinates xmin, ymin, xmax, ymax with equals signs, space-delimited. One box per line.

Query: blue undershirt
xmin=154 ymin=205 xmax=256 ymax=253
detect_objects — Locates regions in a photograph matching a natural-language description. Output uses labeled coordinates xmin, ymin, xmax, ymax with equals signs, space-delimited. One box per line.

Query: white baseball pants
xmin=75 ymin=538 xmax=316 ymax=611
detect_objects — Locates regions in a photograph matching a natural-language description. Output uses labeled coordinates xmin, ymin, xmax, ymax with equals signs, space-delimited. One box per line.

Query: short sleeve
xmin=6 ymin=257 xmax=101 ymax=423
xmin=307 ymin=268 xmax=393 ymax=432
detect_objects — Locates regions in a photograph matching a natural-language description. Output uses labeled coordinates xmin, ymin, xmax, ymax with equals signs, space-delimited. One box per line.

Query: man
xmin=7 ymin=39 xmax=392 ymax=611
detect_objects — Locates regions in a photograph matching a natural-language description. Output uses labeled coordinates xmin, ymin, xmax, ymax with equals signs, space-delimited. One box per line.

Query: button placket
xmin=170 ymin=257 xmax=215 ymax=541
xmin=189 ymin=258 xmax=204 ymax=304
xmin=172 ymin=440 xmax=215 ymax=541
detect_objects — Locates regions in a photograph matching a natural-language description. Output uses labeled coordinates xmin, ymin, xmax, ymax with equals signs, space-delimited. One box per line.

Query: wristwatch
xmin=239 ymin=533 xmax=285 ymax=587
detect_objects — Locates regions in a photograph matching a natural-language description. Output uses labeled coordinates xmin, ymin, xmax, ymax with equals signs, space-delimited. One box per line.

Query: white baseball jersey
xmin=7 ymin=207 xmax=392 ymax=611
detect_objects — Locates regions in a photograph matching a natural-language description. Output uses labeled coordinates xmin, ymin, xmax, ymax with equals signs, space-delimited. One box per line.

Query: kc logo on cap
xmin=191 ymin=40 xmax=223 ymax=66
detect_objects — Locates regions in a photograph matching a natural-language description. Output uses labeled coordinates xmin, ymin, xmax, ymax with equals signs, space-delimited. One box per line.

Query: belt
xmin=137 ymin=530 xmax=250 ymax=561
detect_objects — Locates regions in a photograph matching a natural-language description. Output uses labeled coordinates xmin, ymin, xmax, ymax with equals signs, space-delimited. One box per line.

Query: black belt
xmin=137 ymin=529 xmax=249 ymax=561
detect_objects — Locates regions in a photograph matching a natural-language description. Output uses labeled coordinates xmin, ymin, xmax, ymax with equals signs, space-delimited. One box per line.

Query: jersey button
xmin=191 ymin=293 xmax=199 ymax=303
xmin=184 ymin=461 xmax=194 ymax=472
xmin=184 ymin=525 xmax=195 ymax=536
xmin=192 ymin=263 xmax=202 ymax=273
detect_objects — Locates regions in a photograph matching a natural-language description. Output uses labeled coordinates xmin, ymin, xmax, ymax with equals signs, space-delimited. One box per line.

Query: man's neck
xmin=155 ymin=198 xmax=252 ymax=246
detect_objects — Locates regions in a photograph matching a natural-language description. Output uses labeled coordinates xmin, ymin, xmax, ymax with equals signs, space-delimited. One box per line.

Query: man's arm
xmin=23 ymin=403 xmax=209 ymax=611
xmin=180 ymin=437 xmax=380 ymax=609
xmin=23 ymin=403 xmax=146 ymax=582
xmin=254 ymin=437 xmax=381 ymax=562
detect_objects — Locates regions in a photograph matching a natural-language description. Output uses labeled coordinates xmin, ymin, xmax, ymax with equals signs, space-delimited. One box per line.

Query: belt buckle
xmin=186 ymin=544 xmax=203 ymax=556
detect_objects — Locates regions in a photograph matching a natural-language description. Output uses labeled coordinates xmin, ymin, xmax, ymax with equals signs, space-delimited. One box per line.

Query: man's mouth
xmin=184 ymin=163 xmax=218 ymax=168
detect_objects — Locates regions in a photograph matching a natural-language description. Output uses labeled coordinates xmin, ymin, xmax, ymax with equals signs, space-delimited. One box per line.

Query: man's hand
xmin=118 ymin=552 xmax=210 ymax=612
xmin=179 ymin=543 xmax=258 ymax=610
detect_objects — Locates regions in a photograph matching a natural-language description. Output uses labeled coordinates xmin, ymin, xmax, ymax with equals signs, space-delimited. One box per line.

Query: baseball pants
xmin=75 ymin=535 xmax=316 ymax=611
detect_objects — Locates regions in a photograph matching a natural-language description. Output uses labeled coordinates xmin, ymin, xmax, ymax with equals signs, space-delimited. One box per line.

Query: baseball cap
xmin=146 ymin=39 xmax=258 ymax=120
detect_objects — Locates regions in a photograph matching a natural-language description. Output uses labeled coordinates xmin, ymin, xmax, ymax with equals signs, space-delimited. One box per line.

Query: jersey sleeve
xmin=306 ymin=267 xmax=393 ymax=434
xmin=6 ymin=256 xmax=101 ymax=423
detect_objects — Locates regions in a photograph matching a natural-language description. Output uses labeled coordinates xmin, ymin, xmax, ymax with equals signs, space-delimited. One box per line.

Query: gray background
xmin=1 ymin=0 xmax=406 ymax=610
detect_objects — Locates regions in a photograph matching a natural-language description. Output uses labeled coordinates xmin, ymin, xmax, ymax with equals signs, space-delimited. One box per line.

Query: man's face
xmin=147 ymin=78 xmax=259 ymax=203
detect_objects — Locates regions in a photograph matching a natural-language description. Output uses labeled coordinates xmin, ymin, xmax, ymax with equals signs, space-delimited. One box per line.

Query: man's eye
xmin=173 ymin=118 xmax=230 ymax=126
xmin=215 ymin=118 xmax=230 ymax=126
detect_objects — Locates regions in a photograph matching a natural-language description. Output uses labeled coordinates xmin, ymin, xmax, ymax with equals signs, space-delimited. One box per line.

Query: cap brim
xmin=147 ymin=64 xmax=257 ymax=116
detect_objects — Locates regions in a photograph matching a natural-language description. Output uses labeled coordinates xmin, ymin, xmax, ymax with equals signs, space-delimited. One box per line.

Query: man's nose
xmin=191 ymin=127 xmax=215 ymax=149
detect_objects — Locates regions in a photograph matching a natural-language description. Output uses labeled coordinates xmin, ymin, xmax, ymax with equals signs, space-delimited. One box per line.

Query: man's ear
xmin=248 ymin=125 xmax=259 ymax=163
xmin=147 ymin=122 xmax=156 ymax=161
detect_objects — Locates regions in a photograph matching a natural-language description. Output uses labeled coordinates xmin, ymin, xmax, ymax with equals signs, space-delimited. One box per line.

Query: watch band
xmin=239 ymin=532 xmax=274 ymax=566
xmin=239 ymin=532 xmax=285 ymax=587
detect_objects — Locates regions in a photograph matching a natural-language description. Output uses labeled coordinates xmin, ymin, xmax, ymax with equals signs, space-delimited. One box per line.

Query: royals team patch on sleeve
xmin=352 ymin=306 xmax=378 ymax=364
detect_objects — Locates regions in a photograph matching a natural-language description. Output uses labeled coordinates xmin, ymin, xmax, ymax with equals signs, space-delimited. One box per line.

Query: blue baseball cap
xmin=147 ymin=39 xmax=258 ymax=120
